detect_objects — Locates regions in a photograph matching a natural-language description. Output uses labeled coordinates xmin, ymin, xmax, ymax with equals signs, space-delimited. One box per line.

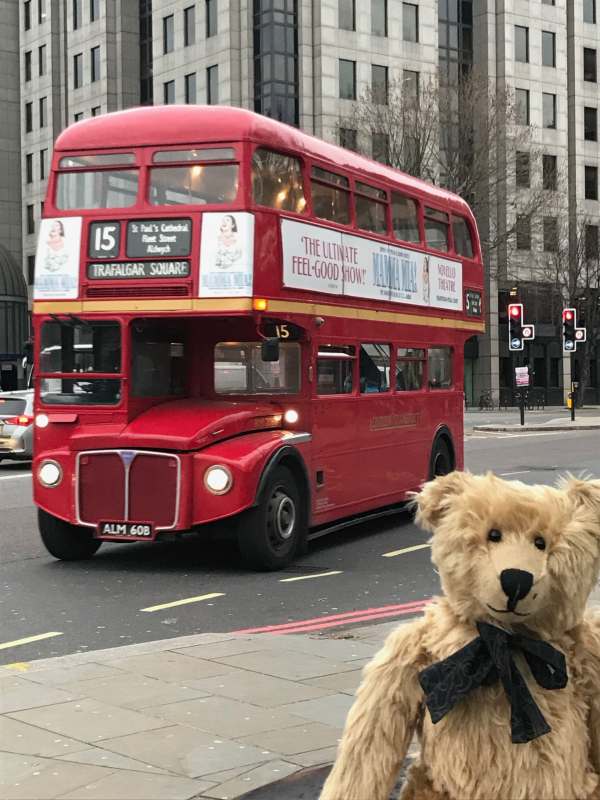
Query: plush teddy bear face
xmin=415 ymin=472 xmax=600 ymax=635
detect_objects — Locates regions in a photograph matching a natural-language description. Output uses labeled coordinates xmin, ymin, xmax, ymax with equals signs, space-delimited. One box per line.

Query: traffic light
xmin=508 ymin=303 xmax=535 ymax=351
xmin=562 ymin=308 xmax=586 ymax=352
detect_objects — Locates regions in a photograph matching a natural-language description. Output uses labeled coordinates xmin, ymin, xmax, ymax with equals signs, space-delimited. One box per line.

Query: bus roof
xmin=55 ymin=105 xmax=472 ymax=216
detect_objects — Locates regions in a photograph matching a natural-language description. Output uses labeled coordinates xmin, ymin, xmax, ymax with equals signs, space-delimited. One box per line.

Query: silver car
xmin=0 ymin=390 xmax=34 ymax=462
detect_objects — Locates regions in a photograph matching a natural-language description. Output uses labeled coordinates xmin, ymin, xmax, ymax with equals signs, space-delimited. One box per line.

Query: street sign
xmin=515 ymin=366 xmax=530 ymax=387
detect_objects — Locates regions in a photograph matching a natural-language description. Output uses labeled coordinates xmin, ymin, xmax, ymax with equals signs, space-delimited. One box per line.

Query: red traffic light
xmin=509 ymin=304 xmax=521 ymax=317
xmin=563 ymin=309 xmax=574 ymax=321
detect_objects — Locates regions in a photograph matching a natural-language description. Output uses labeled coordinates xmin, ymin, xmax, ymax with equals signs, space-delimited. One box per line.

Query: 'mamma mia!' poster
xmin=199 ymin=212 xmax=254 ymax=297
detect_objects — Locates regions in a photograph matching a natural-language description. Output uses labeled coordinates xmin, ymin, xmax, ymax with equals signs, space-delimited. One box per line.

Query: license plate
xmin=96 ymin=522 xmax=155 ymax=541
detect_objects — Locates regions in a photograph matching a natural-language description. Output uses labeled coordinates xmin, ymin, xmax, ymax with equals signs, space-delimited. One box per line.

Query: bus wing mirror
xmin=261 ymin=338 xmax=280 ymax=362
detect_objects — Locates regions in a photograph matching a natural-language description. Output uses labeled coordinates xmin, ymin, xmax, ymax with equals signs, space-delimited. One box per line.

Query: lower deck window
xmin=40 ymin=378 xmax=121 ymax=405
xmin=396 ymin=348 xmax=425 ymax=390
xmin=317 ymin=345 xmax=355 ymax=395
xmin=429 ymin=347 xmax=452 ymax=388
xmin=360 ymin=343 xmax=390 ymax=393
xmin=214 ymin=342 xmax=301 ymax=395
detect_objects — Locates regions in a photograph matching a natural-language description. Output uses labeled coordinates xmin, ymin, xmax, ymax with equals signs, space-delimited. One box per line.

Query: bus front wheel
xmin=429 ymin=438 xmax=452 ymax=479
xmin=38 ymin=509 xmax=102 ymax=561
xmin=238 ymin=466 xmax=304 ymax=570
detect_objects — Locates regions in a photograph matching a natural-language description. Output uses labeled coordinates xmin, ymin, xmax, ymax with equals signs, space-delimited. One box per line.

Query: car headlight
xmin=38 ymin=460 xmax=63 ymax=487
xmin=204 ymin=465 xmax=233 ymax=495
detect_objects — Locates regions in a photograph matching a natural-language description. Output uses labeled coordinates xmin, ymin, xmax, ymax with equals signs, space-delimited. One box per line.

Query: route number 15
xmin=89 ymin=222 xmax=120 ymax=258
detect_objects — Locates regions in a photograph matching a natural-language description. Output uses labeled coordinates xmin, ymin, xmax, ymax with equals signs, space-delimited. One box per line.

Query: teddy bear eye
xmin=488 ymin=529 xmax=502 ymax=543
xmin=534 ymin=536 xmax=546 ymax=551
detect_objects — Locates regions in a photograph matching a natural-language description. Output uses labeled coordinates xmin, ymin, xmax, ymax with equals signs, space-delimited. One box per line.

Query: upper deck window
xmin=391 ymin=193 xmax=420 ymax=243
xmin=355 ymin=181 xmax=387 ymax=234
xmin=252 ymin=148 xmax=307 ymax=213
xmin=59 ymin=153 xmax=135 ymax=167
xmin=452 ymin=216 xmax=474 ymax=258
xmin=149 ymin=163 xmax=239 ymax=206
xmin=153 ymin=148 xmax=235 ymax=162
xmin=311 ymin=166 xmax=351 ymax=225
xmin=424 ymin=206 xmax=449 ymax=252
xmin=56 ymin=169 xmax=139 ymax=209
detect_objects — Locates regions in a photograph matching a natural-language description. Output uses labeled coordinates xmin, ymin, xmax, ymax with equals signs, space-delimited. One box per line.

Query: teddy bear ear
xmin=560 ymin=475 xmax=600 ymax=516
xmin=413 ymin=470 xmax=475 ymax=531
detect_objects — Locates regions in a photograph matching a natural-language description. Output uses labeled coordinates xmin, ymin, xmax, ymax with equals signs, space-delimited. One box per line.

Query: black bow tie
xmin=418 ymin=621 xmax=568 ymax=743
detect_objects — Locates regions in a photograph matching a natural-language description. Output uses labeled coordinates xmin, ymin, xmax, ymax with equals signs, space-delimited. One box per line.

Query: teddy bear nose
xmin=500 ymin=569 xmax=534 ymax=608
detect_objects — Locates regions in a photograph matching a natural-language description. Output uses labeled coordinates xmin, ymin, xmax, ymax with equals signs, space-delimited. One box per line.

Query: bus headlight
xmin=38 ymin=460 xmax=63 ymax=487
xmin=204 ymin=465 xmax=233 ymax=495
xmin=284 ymin=409 xmax=299 ymax=424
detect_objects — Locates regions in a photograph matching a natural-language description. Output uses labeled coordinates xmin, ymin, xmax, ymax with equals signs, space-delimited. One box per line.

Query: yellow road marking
xmin=279 ymin=570 xmax=343 ymax=583
xmin=141 ymin=592 xmax=225 ymax=612
xmin=3 ymin=662 xmax=31 ymax=672
xmin=0 ymin=632 xmax=63 ymax=651
xmin=382 ymin=543 xmax=431 ymax=558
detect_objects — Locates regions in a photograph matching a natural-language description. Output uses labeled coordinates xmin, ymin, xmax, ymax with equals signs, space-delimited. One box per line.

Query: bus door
xmin=389 ymin=347 xmax=430 ymax=490
xmin=311 ymin=345 xmax=358 ymax=517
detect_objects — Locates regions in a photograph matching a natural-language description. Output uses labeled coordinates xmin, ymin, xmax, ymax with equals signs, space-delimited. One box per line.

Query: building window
xmin=339 ymin=0 xmax=355 ymax=30
xmin=542 ymin=31 xmax=556 ymax=67
xmin=184 ymin=5 xmax=195 ymax=46
xmin=584 ymin=48 xmax=597 ymax=81
xmin=163 ymin=79 xmax=175 ymax=104
xmin=372 ymin=0 xmax=387 ymax=36
xmin=38 ymin=44 xmax=46 ymax=75
xmin=40 ymin=148 xmax=47 ymax=180
xmin=73 ymin=52 xmax=83 ymax=88
xmin=372 ymin=132 xmax=389 ymax=164
xmin=542 ymin=0 xmax=555 ymax=4
xmin=584 ymin=0 xmax=596 ymax=23
xmin=90 ymin=0 xmax=99 ymax=21
xmin=516 ymin=152 xmax=530 ymax=188
xmin=253 ymin=0 xmax=298 ymax=126
xmin=585 ymin=224 xmax=599 ymax=259
xmin=515 ymin=25 xmax=529 ymax=63
xmin=163 ymin=14 xmax=174 ymax=53
xmin=25 ymin=102 xmax=33 ymax=132
xmin=372 ymin=64 xmax=388 ymax=104
xmin=543 ymin=154 xmax=557 ymax=190
xmin=140 ymin=0 xmax=153 ymax=105
xmin=27 ymin=255 xmax=36 ymax=285
xmin=403 ymin=3 xmax=418 ymax=42
xmin=24 ymin=0 xmax=31 ymax=29
xmin=24 ymin=50 xmax=32 ymax=82
xmin=515 ymin=88 xmax=530 ymax=125
xmin=339 ymin=128 xmax=357 ymax=150
xmin=38 ymin=0 xmax=46 ymax=24
xmin=339 ymin=59 xmax=356 ymax=99
xmin=184 ymin=72 xmax=196 ymax=103
xmin=585 ymin=165 xmax=598 ymax=200
xmin=206 ymin=0 xmax=217 ymax=37
xmin=207 ymin=64 xmax=218 ymax=104
xmin=91 ymin=45 xmax=100 ymax=82
xmin=516 ymin=215 xmax=531 ymax=249
xmin=542 ymin=92 xmax=556 ymax=128
xmin=584 ymin=106 xmax=598 ymax=140
xmin=26 ymin=204 xmax=35 ymax=235
xmin=543 ymin=217 xmax=558 ymax=252
xmin=74 ymin=111 xmax=83 ymax=121
xmin=91 ymin=105 xmax=101 ymax=115
xmin=39 ymin=96 xmax=47 ymax=127
xmin=26 ymin=153 xmax=33 ymax=183
xmin=73 ymin=0 xmax=81 ymax=28
xmin=403 ymin=69 xmax=419 ymax=98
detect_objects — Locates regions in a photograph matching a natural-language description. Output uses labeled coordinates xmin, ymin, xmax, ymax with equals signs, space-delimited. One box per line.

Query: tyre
xmin=429 ymin=438 xmax=452 ymax=479
xmin=38 ymin=509 xmax=102 ymax=561
xmin=238 ymin=465 xmax=305 ymax=570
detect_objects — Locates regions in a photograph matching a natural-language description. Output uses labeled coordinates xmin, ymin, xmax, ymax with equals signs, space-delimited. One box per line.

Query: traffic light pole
xmin=571 ymin=352 xmax=576 ymax=422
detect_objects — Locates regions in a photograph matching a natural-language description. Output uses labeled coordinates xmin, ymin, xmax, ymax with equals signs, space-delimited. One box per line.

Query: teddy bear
xmin=320 ymin=472 xmax=600 ymax=800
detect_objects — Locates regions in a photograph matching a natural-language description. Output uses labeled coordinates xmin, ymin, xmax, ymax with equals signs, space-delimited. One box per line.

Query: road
xmin=1 ymin=428 xmax=599 ymax=664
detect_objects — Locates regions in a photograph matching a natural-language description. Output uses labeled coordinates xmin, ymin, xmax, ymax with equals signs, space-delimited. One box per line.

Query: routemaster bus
xmin=31 ymin=105 xmax=484 ymax=570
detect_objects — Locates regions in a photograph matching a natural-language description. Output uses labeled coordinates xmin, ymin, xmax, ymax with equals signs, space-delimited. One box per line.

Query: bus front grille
xmin=85 ymin=285 xmax=190 ymax=298
xmin=77 ymin=450 xmax=180 ymax=530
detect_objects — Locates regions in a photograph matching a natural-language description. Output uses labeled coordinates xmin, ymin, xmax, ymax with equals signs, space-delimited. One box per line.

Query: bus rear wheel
xmin=429 ymin=439 xmax=452 ymax=479
xmin=38 ymin=509 xmax=102 ymax=561
xmin=238 ymin=466 xmax=304 ymax=570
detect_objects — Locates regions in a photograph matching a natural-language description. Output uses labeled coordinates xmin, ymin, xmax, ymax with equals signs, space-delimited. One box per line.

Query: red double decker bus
xmin=32 ymin=105 xmax=484 ymax=570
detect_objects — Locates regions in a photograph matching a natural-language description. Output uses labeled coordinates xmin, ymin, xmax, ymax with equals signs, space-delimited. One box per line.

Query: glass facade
xmin=139 ymin=0 xmax=153 ymax=104
xmin=253 ymin=0 xmax=299 ymax=126
xmin=438 ymin=0 xmax=472 ymax=85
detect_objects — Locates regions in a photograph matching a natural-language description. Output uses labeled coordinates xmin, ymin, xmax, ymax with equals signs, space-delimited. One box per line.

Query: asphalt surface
xmin=1 ymin=425 xmax=599 ymax=665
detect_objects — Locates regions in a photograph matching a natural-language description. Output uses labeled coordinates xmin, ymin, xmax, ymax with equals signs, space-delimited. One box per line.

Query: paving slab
xmin=100 ymin=724 xmax=279 ymax=778
xmin=0 ymin=679 xmax=77 ymax=715
xmin=202 ymin=760 xmax=302 ymax=800
xmin=213 ymin=650 xmax=358 ymax=682
xmin=0 ymin=750 xmax=111 ymax=800
xmin=186 ymin=667 xmax=334 ymax=708
xmin=60 ymin=769 xmax=213 ymax=800
xmin=17 ymin=662 xmax=126 ymax=687
xmin=57 ymin=672 xmax=206 ymax=711
xmin=146 ymin=695 xmax=311 ymax=738
xmin=301 ymin=667 xmax=363 ymax=695
xmin=102 ymin=650 xmax=234 ymax=683
xmin=56 ymin=746 xmax=170 ymax=773
xmin=0 ymin=716 xmax=90 ymax=759
xmin=9 ymin=698 xmax=169 ymax=742
xmin=280 ymin=693 xmax=355 ymax=728
xmin=237 ymin=722 xmax=341 ymax=757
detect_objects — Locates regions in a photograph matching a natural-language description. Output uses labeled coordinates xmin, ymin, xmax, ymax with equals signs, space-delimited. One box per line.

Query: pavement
xmin=2 ymin=585 xmax=599 ymax=800
xmin=464 ymin=406 xmax=600 ymax=433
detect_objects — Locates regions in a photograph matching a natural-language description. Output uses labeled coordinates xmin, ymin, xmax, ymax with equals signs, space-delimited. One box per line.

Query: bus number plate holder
xmin=96 ymin=522 xmax=156 ymax=541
